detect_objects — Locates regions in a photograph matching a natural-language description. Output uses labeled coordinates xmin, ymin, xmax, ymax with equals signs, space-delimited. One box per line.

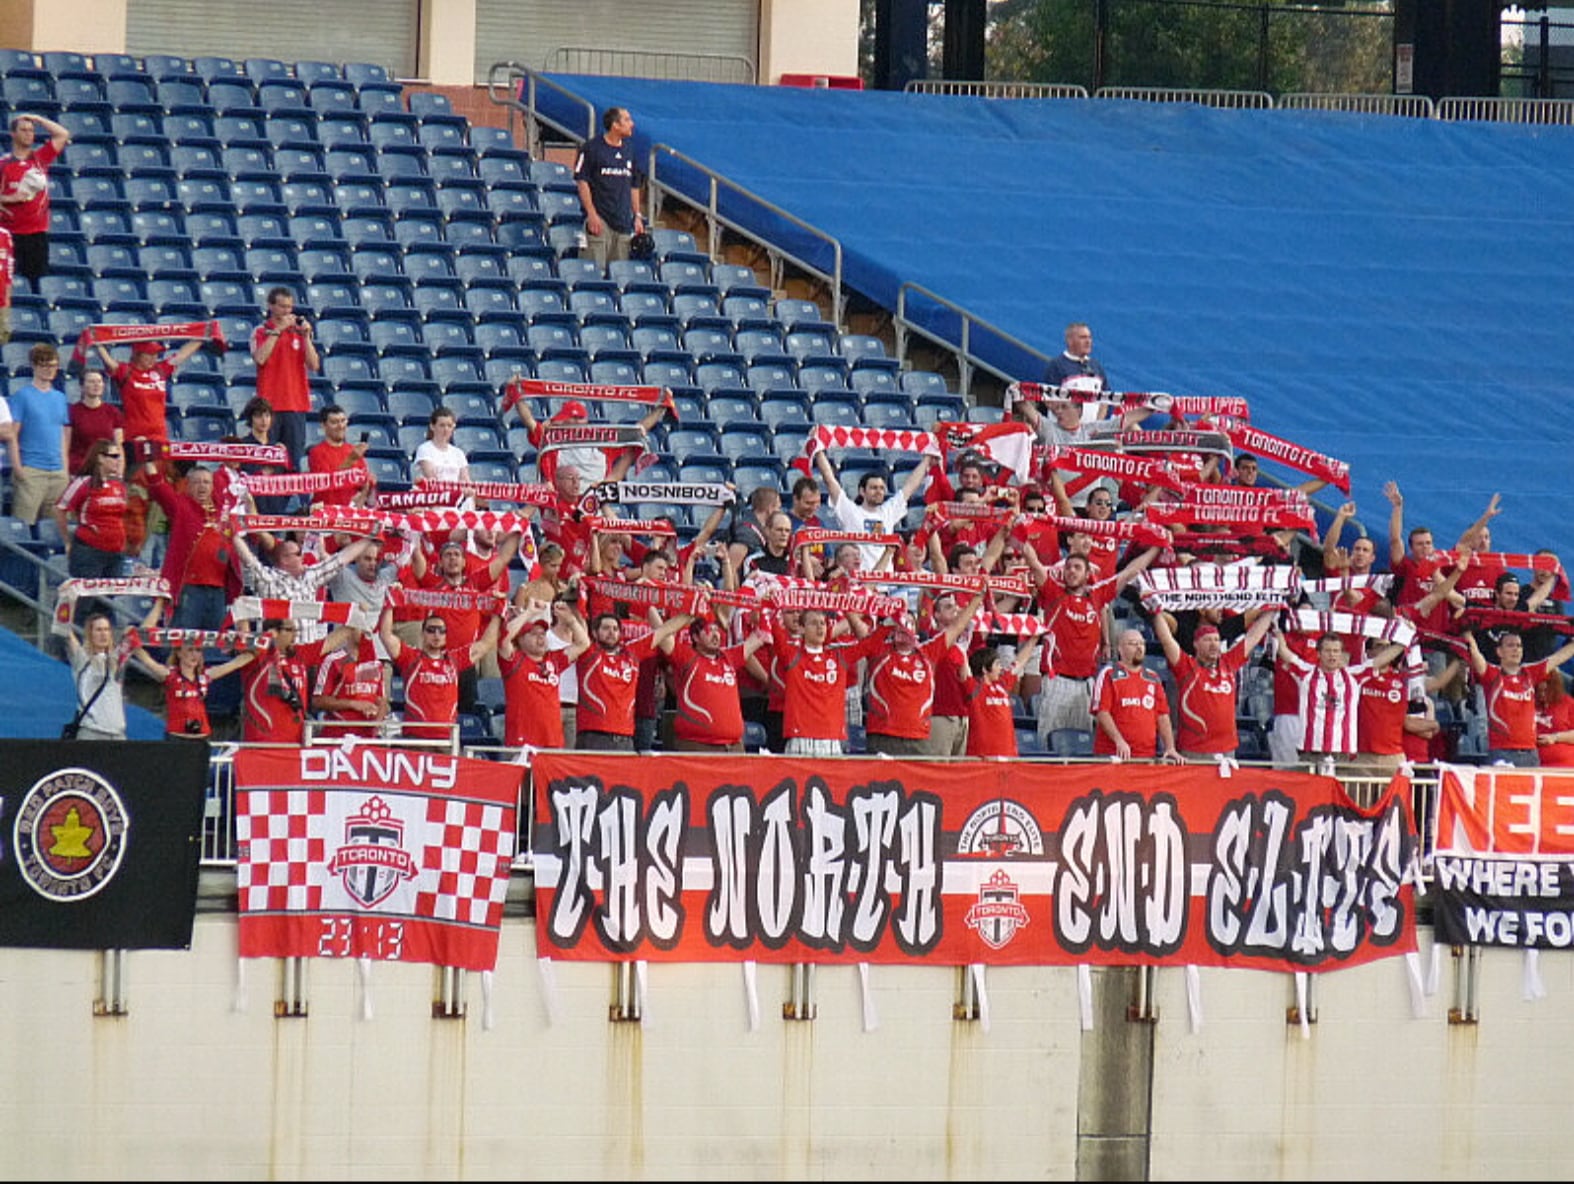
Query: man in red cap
xmin=92 ymin=336 xmax=205 ymax=452
xmin=497 ymin=599 xmax=590 ymax=749
xmin=1152 ymin=609 xmax=1276 ymax=761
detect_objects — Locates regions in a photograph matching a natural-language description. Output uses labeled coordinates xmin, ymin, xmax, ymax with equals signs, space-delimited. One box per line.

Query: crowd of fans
xmin=8 ymin=309 xmax=1573 ymax=773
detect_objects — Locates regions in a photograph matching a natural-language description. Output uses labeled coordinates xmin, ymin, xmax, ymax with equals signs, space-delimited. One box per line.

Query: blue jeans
xmin=1487 ymin=748 xmax=1539 ymax=768
xmin=172 ymin=583 xmax=229 ymax=631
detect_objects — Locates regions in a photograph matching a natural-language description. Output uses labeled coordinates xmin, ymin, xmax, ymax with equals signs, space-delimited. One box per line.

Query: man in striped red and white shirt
xmin=1273 ymin=627 xmax=1405 ymax=769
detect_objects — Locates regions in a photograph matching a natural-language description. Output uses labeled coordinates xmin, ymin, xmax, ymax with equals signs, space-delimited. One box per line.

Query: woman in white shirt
xmin=412 ymin=405 xmax=470 ymax=485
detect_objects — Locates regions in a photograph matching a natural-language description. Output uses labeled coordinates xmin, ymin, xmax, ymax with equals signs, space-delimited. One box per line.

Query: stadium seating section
xmin=2 ymin=49 xmax=959 ymax=525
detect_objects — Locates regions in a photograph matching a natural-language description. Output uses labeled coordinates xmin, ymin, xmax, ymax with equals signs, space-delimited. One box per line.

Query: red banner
xmin=235 ymin=748 xmax=521 ymax=972
xmin=531 ymin=754 xmax=1418 ymax=970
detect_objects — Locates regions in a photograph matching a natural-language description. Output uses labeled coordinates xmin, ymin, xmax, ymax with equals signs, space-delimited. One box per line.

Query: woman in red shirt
xmin=129 ymin=634 xmax=256 ymax=740
xmin=1535 ymin=669 xmax=1574 ymax=769
xmin=55 ymin=439 xmax=129 ymax=580
xmin=963 ymin=643 xmax=1036 ymax=758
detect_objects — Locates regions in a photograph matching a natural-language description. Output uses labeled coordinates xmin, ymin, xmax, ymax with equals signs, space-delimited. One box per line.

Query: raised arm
xmin=467 ymin=613 xmax=501 ymax=666
xmin=1384 ymin=480 xmax=1406 ymax=567
xmin=1322 ymin=502 xmax=1357 ymax=574
xmin=897 ymin=453 xmax=934 ymax=503
xmin=378 ymin=603 xmax=403 ymax=662
xmin=813 ymin=449 xmax=846 ymax=506
xmin=942 ymin=590 xmax=987 ymax=647
xmin=1455 ymin=492 xmax=1502 ymax=551
xmin=1151 ymin=609 xmax=1182 ymax=665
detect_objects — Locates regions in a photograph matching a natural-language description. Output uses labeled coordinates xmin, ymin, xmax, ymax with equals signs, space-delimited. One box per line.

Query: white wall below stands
xmin=0 ymin=911 xmax=1570 ymax=1179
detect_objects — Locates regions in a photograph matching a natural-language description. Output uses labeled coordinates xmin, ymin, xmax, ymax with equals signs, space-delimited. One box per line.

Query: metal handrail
xmin=546 ymin=46 xmax=756 ymax=85
xmin=1436 ymin=96 xmax=1574 ymax=125
xmin=1095 ymin=85 xmax=1274 ymax=109
xmin=1279 ymin=92 xmax=1436 ymax=118
xmin=648 ymin=143 xmax=845 ymax=328
xmin=894 ymin=280 xmax=1054 ymax=400
xmin=903 ymin=80 xmax=1089 ymax=99
xmin=486 ymin=60 xmax=598 ymax=159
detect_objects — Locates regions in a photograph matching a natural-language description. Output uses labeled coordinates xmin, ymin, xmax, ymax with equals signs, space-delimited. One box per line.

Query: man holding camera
xmin=306 ymin=402 xmax=373 ymax=508
xmin=251 ymin=287 xmax=319 ymax=473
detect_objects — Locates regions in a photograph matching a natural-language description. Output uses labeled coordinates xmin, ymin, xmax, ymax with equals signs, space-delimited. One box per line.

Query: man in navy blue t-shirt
xmin=574 ymin=106 xmax=646 ymax=271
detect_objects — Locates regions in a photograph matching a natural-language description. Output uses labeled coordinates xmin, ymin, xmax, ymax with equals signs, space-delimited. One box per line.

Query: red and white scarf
xmin=71 ymin=319 xmax=226 ymax=369
xmin=384 ymin=586 xmax=508 ymax=615
xmin=1143 ymin=500 xmax=1318 ymax=535
xmin=538 ymin=423 xmax=650 ymax=455
xmin=1460 ymin=606 xmax=1574 ymax=637
xmin=414 ymin=479 xmax=558 ymax=508
xmin=975 ymin=611 xmax=1048 ymax=639
xmin=135 ymin=627 xmax=274 ymax=653
xmin=375 ymin=486 xmax=466 ymax=511
xmin=1300 ymin=573 xmax=1394 ymax=599
xmin=795 ymin=425 xmax=942 ymax=477
xmin=230 ymin=597 xmax=379 ymax=630
xmin=791 ymin=527 xmax=903 ymax=554
xmin=1038 ymin=445 xmax=1201 ymax=490
xmin=1282 ymin=609 xmax=1417 ymax=648
xmin=584 ymin=576 xmax=709 ymax=617
xmin=1433 ymin=550 xmax=1571 ymax=600
xmin=1209 ymin=420 xmax=1351 ymax=494
xmin=585 ymin=515 xmax=678 ymax=539
xmin=1006 ymin=381 xmax=1251 ymax=424
xmin=320 ymin=505 xmax=537 ymax=537
xmin=1136 ymin=563 xmax=1300 ymax=612
xmin=1015 ymin=513 xmax=1173 ymax=549
xmin=501 ymin=376 xmax=674 ymax=415
xmin=848 ymin=569 xmax=1033 ymax=600
xmin=243 ymin=468 xmax=367 ymax=496
xmin=167 ymin=440 xmax=289 ymax=468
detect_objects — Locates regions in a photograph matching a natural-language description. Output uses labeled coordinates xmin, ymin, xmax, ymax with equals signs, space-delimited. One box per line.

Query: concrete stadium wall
xmin=1 ymin=904 xmax=1570 ymax=1180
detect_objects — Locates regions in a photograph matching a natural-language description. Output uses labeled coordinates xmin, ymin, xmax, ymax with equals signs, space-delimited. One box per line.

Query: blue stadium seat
xmin=862 ymin=395 xmax=918 ymax=430
xmin=899 ymin=370 xmax=953 ymax=399
xmin=759 ymin=392 xmax=813 ymax=431
xmin=355 ymin=83 xmax=406 ymax=115
xmin=476 ymin=155 xmax=528 ymax=188
xmin=811 ymin=393 xmax=863 ymax=428
xmin=308 ymin=80 xmax=358 ymax=116
xmin=141 ymin=53 xmax=192 ymax=82
xmin=156 ymin=77 xmax=207 ymax=114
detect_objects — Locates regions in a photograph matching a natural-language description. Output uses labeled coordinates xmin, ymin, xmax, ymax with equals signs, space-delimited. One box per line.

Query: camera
xmin=184 ymin=717 xmax=204 ymax=735
xmin=359 ymin=431 xmax=371 ymax=444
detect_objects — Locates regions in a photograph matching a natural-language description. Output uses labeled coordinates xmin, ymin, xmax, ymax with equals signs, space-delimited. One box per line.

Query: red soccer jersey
xmin=668 ymin=637 xmax=749 ymax=745
xmin=1392 ymin=553 xmax=1452 ymax=633
xmin=1536 ymin=697 xmax=1574 ymax=768
xmin=59 ymin=477 xmax=128 ymax=554
xmin=313 ymin=641 xmax=386 ymax=737
xmin=163 ymin=669 xmax=211 ymax=738
xmin=253 ymin=323 xmax=312 ymax=413
xmin=1357 ymin=667 xmax=1411 ymax=757
xmin=576 ymin=636 xmax=656 ymax=737
xmin=1092 ymin=664 xmax=1170 ymax=758
xmin=774 ymin=623 xmax=861 ymax=742
xmin=1171 ymin=645 xmax=1249 ymax=753
xmin=0 ymin=226 xmax=12 ymax=308
xmin=307 ymin=439 xmax=369 ymax=506
xmin=241 ymin=640 xmax=326 ymax=744
xmin=499 ymin=647 xmax=571 ymax=748
xmin=0 ymin=143 xmax=59 ymax=234
xmin=1271 ymin=633 xmax=1321 ymax=716
xmin=395 ymin=644 xmax=475 ymax=740
xmin=929 ymin=633 xmax=971 ymax=717
xmin=1481 ymin=661 xmax=1548 ymax=751
xmin=410 ymin=566 xmax=492 ymax=650
xmin=964 ymin=672 xmax=1020 ymax=757
xmin=863 ymin=632 xmax=943 ymax=741
xmin=67 ymin=400 xmax=122 ymax=475
xmin=114 ymin=360 xmax=177 ymax=444
xmin=1037 ymin=576 xmax=1113 ymax=678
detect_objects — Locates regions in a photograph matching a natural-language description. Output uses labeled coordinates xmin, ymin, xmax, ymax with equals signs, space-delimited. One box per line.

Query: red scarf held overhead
xmin=71 ymin=320 xmax=227 ymax=369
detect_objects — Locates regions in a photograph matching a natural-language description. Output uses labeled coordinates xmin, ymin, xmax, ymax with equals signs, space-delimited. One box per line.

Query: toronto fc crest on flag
xmin=965 ymin=869 xmax=1032 ymax=950
xmin=234 ymin=748 xmax=521 ymax=972
xmin=326 ymin=796 xmax=418 ymax=909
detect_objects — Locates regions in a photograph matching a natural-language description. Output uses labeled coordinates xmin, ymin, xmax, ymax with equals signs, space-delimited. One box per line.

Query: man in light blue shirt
xmin=9 ymin=341 xmax=70 ymax=523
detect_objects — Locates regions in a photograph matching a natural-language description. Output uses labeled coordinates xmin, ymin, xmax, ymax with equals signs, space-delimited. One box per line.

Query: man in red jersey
xmin=251 ymin=286 xmax=320 ymax=473
xmin=240 ymin=618 xmax=357 ymax=745
xmin=1153 ymin=610 xmax=1275 ymax=761
xmin=306 ymin=403 xmax=373 ymax=508
xmin=497 ymin=601 xmax=590 ymax=750
xmin=1465 ymin=628 xmax=1574 ymax=768
xmin=92 ymin=338 xmax=206 ymax=449
xmin=1321 ymin=500 xmax=1386 ymax=615
xmin=403 ymin=532 xmax=521 ymax=713
xmin=770 ymin=606 xmax=874 ymax=756
xmin=657 ymin=613 xmax=772 ymax=752
xmin=0 ymin=112 xmax=70 ymax=282
xmin=923 ymin=591 xmax=983 ymax=757
xmin=379 ymin=605 xmax=500 ymax=747
xmin=963 ymin=643 xmax=1038 ymax=758
xmin=576 ymin=610 xmax=692 ymax=751
xmin=861 ymin=591 xmax=985 ymax=756
xmin=311 ymin=628 xmax=391 ymax=739
xmin=1092 ymin=628 xmax=1183 ymax=762
xmin=1023 ymin=544 xmax=1158 ymax=750
xmin=1355 ymin=655 xmax=1456 ymax=775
